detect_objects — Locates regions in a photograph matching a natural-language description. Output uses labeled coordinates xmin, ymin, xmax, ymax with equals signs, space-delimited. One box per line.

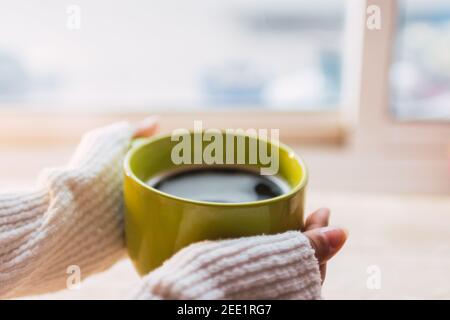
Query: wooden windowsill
xmin=0 ymin=109 xmax=347 ymax=146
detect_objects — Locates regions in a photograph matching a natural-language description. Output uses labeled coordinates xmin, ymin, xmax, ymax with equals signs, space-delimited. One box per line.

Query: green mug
xmin=123 ymin=131 xmax=308 ymax=275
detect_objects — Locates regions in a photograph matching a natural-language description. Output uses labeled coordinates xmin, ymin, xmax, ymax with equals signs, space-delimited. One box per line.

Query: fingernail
xmin=135 ymin=116 xmax=159 ymax=135
xmin=317 ymin=208 xmax=330 ymax=221
xmin=320 ymin=226 xmax=348 ymax=249
xmin=141 ymin=116 xmax=159 ymax=125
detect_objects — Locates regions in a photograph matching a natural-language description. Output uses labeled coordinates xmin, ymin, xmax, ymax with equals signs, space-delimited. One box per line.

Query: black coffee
xmin=147 ymin=167 xmax=289 ymax=203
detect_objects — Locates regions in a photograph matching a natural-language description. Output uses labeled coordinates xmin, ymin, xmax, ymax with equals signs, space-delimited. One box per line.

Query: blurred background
xmin=0 ymin=0 xmax=344 ymax=110
xmin=391 ymin=0 xmax=450 ymax=120
xmin=0 ymin=0 xmax=449 ymax=120
xmin=0 ymin=0 xmax=449 ymax=299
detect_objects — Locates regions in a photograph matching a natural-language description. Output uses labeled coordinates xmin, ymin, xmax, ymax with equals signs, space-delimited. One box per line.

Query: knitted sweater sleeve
xmin=0 ymin=122 xmax=133 ymax=298
xmin=133 ymin=231 xmax=322 ymax=300
xmin=0 ymin=122 xmax=322 ymax=299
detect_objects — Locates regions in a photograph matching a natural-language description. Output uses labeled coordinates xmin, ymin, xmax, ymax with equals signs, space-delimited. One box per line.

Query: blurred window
xmin=390 ymin=0 xmax=450 ymax=121
xmin=0 ymin=0 xmax=345 ymax=111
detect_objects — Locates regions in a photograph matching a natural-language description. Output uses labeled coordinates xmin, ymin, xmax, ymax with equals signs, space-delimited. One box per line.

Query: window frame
xmin=358 ymin=0 xmax=450 ymax=149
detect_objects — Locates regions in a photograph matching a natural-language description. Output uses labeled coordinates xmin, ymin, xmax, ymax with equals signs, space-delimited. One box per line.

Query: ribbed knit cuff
xmin=134 ymin=231 xmax=322 ymax=300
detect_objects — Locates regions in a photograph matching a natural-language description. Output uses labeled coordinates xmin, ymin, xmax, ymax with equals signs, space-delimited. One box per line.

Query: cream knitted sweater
xmin=0 ymin=122 xmax=321 ymax=299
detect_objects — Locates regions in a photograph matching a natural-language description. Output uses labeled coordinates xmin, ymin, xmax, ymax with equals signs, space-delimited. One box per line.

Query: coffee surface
xmin=147 ymin=167 xmax=289 ymax=203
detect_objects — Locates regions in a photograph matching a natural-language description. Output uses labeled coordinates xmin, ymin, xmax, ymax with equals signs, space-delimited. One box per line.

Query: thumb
xmin=304 ymin=227 xmax=348 ymax=264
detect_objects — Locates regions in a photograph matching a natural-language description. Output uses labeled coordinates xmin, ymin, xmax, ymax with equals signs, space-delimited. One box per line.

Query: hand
xmin=135 ymin=208 xmax=347 ymax=300
xmin=303 ymin=208 xmax=348 ymax=282
xmin=0 ymin=117 xmax=160 ymax=298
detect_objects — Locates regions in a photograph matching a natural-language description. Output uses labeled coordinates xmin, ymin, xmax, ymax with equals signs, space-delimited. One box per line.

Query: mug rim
xmin=124 ymin=131 xmax=308 ymax=207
